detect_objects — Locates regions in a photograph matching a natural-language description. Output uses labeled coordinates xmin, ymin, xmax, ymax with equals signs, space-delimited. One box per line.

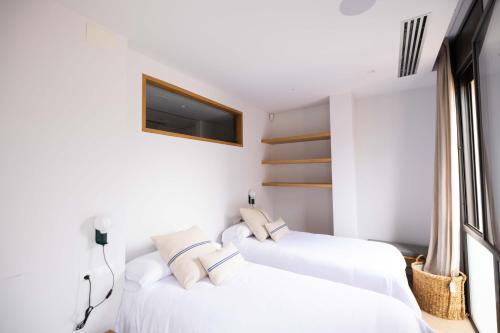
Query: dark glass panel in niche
xmin=143 ymin=75 xmax=242 ymax=146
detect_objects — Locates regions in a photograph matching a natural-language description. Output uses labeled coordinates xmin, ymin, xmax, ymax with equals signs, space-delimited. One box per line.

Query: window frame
xmin=471 ymin=0 xmax=498 ymax=244
xmin=142 ymin=74 xmax=243 ymax=147
xmin=457 ymin=65 xmax=484 ymax=233
xmin=454 ymin=0 xmax=500 ymax=331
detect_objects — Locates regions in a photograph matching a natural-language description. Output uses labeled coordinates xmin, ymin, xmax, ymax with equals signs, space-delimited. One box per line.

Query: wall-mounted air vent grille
xmin=398 ymin=14 xmax=429 ymax=77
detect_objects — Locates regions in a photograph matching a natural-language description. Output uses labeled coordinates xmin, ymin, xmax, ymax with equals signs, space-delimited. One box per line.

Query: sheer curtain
xmin=424 ymin=40 xmax=461 ymax=277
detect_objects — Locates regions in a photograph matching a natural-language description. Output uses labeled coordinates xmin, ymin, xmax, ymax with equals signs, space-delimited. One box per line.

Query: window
xmin=453 ymin=0 xmax=500 ymax=331
xmin=457 ymin=66 xmax=484 ymax=232
xmin=475 ymin=0 xmax=500 ymax=248
xmin=466 ymin=234 xmax=498 ymax=333
xmin=142 ymin=74 xmax=243 ymax=146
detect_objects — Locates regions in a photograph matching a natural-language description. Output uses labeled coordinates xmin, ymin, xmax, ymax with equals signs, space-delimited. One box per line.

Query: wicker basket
xmin=411 ymin=256 xmax=467 ymax=320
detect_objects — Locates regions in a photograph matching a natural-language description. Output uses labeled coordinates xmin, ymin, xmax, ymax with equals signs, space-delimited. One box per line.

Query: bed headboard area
xmin=125 ymin=212 xmax=245 ymax=262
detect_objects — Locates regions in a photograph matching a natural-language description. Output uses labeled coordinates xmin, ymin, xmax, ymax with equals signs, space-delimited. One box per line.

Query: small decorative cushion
xmin=264 ymin=218 xmax=290 ymax=241
xmin=199 ymin=242 xmax=245 ymax=285
xmin=152 ymin=226 xmax=217 ymax=289
xmin=240 ymin=208 xmax=272 ymax=241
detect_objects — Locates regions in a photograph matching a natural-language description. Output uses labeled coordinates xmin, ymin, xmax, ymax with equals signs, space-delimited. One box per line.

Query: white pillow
xmin=125 ymin=251 xmax=171 ymax=288
xmin=221 ymin=222 xmax=252 ymax=246
xmin=152 ymin=226 xmax=218 ymax=289
xmin=264 ymin=218 xmax=290 ymax=241
xmin=199 ymin=242 xmax=245 ymax=285
xmin=240 ymin=207 xmax=272 ymax=241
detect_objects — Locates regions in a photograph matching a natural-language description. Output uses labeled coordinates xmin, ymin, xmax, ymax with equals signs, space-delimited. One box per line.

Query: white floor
xmin=422 ymin=312 xmax=475 ymax=333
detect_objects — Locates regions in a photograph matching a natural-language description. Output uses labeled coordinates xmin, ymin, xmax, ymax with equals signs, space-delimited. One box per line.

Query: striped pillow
xmin=199 ymin=242 xmax=245 ymax=285
xmin=240 ymin=207 xmax=272 ymax=241
xmin=152 ymin=226 xmax=217 ymax=289
xmin=264 ymin=218 xmax=290 ymax=241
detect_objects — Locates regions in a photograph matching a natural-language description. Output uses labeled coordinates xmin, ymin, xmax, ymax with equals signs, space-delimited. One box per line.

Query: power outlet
xmin=91 ymin=264 xmax=112 ymax=278
xmin=73 ymin=270 xmax=92 ymax=323
xmin=79 ymin=264 xmax=111 ymax=281
xmin=80 ymin=270 xmax=91 ymax=281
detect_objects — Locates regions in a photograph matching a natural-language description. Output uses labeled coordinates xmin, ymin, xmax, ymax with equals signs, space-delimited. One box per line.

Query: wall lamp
xmin=95 ymin=216 xmax=112 ymax=245
xmin=248 ymin=189 xmax=256 ymax=207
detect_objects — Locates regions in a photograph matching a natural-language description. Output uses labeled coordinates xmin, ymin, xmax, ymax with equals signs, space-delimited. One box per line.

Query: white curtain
xmin=424 ymin=40 xmax=461 ymax=277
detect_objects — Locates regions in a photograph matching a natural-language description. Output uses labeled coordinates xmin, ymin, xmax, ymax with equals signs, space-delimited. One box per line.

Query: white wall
xmin=0 ymin=1 xmax=270 ymax=332
xmin=263 ymin=104 xmax=333 ymax=234
xmin=329 ymin=94 xmax=359 ymax=238
xmin=353 ymin=86 xmax=436 ymax=245
xmin=266 ymin=87 xmax=435 ymax=244
xmin=125 ymin=50 xmax=271 ymax=259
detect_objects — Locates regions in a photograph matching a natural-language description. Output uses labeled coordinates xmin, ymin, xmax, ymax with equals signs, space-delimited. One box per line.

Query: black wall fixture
xmin=398 ymin=14 xmax=429 ymax=77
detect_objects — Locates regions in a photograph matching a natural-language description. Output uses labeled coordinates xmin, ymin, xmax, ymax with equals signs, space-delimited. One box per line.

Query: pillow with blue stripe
xmin=264 ymin=218 xmax=290 ymax=241
xmin=199 ymin=242 xmax=245 ymax=285
xmin=152 ymin=226 xmax=218 ymax=289
xmin=240 ymin=207 xmax=272 ymax=241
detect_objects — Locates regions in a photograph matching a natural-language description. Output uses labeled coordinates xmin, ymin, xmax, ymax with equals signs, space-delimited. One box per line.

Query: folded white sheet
xmin=229 ymin=230 xmax=421 ymax=315
xmin=115 ymin=262 xmax=431 ymax=333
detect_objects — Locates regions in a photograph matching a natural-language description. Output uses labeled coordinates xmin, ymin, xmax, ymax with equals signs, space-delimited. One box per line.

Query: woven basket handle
xmin=415 ymin=254 xmax=425 ymax=263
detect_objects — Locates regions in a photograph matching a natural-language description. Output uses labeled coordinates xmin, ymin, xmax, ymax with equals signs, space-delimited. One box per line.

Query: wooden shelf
xmin=261 ymin=131 xmax=331 ymax=144
xmin=262 ymin=182 xmax=333 ymax=188
xmin=262 ymin=158 xmax=331 ymax=165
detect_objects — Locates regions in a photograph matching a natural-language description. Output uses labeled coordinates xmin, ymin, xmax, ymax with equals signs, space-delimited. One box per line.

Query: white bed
xmin=223 ymin=228 xmax=421 ymax=315
xmin=116 ymin=262 xmax=431 ymax=333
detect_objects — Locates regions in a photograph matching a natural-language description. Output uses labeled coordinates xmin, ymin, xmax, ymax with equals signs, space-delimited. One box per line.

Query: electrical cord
xmin=75 ymin=245 xmax=114 ymax=331
xmin=95 ymin=245 xmax=115 ymax=307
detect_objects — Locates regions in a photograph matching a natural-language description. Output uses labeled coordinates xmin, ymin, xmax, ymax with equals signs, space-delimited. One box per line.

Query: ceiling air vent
xmin=398 ymin=14 xmax=429 ymax=77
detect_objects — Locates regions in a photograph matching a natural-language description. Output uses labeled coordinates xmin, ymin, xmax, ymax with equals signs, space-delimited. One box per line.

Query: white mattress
xmin=115 ymin=262 xmax=431 ymax=333
xmin=232 ymin=231 xmax=421 ymax=315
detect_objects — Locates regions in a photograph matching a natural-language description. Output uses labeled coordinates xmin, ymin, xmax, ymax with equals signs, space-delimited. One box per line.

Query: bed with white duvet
xmin=116 ymin=261 xmax=431 ymax=333
xmin=222 ymin=224 xmax=421 ymax=315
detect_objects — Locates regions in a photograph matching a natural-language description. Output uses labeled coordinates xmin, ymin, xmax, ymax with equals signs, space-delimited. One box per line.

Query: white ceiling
xmin=58 ymin=0 xmax=459 ymax=111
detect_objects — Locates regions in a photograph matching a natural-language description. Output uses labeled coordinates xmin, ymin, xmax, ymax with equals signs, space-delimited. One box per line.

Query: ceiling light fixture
xmin=339 ymin=0 xmax=376 ymax=16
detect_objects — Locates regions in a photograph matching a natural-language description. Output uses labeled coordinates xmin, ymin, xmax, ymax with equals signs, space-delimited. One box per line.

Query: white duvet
xmin=228 ymin=231 xmax=421 ymax=315
xmin=116 ymin=262 xmax=431 ymax=333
